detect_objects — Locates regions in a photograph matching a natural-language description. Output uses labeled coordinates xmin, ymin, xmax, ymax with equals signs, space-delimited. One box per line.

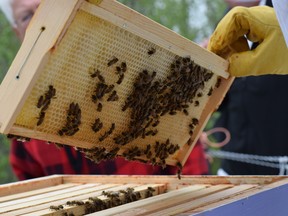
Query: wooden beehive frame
xmin=0 ymin=175 xmax=288 ymax=215
xmin=0 ymin=0 xmax=233 ymax=166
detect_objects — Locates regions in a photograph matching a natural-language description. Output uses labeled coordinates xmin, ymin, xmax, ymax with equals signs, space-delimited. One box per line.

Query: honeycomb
xmin=13 ymin=3 xmax=220 ymax=166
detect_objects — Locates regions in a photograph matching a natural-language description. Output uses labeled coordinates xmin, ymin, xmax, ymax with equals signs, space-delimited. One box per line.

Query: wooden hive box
xmin=0 ymin=175 xmax=288 ymax=215
xmin=0 ymin=0 xmax=233 ymax=166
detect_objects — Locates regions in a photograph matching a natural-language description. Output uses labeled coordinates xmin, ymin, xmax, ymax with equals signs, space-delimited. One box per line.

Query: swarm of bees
xmin=31 ymin=48 xmax=215 ymax=176
xmin=113 ymin=55 xmax=213 ymax=147
xmin=55 ymin=186 xmax=151 ymax=214
xmin=80 ymin=146 xmax=120 ymax=164
xmin=49 ymin=205 xmax=64 ymax=211
xmin=36 ymin=85 xmax=56 ymax=126
xmin=66 ymin=200 xmax=85 ymax=206
xmin=58 ymin=102 xmax=81 ymax=136
xmin=7 ymin=134 xmax=31 ymax=142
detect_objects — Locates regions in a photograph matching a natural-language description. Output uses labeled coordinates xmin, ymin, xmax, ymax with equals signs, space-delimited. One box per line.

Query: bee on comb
xmin=147 ymin=47 xmax=156 ymax=56
xmin=108 ymin=56 xmax=119 ymax=67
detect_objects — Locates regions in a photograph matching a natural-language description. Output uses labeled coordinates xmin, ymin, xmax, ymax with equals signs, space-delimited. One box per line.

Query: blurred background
xmin=0 ymin=0 xmax=226 ymax=184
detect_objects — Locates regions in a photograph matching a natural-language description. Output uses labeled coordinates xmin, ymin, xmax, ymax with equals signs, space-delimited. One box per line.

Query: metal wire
xmin=208 ymin=149 xmax=288 ymax=175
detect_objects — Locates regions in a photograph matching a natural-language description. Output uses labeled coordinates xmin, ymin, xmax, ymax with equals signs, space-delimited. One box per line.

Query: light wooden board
xmin=0 ymin=175 xmax=287 ymax=215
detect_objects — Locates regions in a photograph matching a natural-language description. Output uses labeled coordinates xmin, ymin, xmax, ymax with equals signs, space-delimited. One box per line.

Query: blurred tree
xmin=0 ymin=11 xmax=20 ymax=81
xmin=118 ymin=0 xmax=226 ymax=42
xmin=0 ymin=11 xmax=19 ymax=184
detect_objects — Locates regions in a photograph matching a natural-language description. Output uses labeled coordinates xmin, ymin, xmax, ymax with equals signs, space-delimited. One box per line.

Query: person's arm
xmin=208 ymin=6 xmax=288 ymax=76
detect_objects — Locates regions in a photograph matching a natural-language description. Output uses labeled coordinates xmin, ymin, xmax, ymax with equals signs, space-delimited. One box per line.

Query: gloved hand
xmin=208 ymin=6 xmax=288 ymax=77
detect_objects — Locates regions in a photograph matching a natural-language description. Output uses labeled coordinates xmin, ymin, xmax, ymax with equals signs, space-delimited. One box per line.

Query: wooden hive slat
xmin=0 ymin=183 xmax=78 ymax=204
xmin=0 ymin=0 xmax=233 ymax=168
xmin=92 ymin=184 xmax=210 ymax=216
xmin=0 ymin=175 xmax=63 ymax=197
xmin=0 ymin=183 xmax=103 ymax=213
xmin=187 ymin=178 xmax=288 ymax=215
xmin=7 ymin=183 xmax=133 ymax=215
xmin=14 ymin=184 xmax=166 ymax=216
xmin=147 ymin=184 xmax=259 ymax=216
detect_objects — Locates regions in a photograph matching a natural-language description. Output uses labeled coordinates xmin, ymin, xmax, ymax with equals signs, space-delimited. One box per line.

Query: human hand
xmin=208 ymin=6 xmax=288 ymax=77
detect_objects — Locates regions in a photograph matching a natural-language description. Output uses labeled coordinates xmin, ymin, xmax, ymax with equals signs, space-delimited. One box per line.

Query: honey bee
xmin=90 ymin=68 xmax=100 ymax=78
xmin=182 ymin=57 xmax=191 ymax=64
xmin=116 ymin=66 xmax=122 ymax=74
xmin=122 ymin=101 xmax=131 ymax=112
xmin=54 ymin=143 xmax=64 ymax=149
xmin=192 ymin=118 xmax=199 ymax=125
xmin=215 ymin=77 xmax=222 ymax=88
xmin=176 ymin=162 xmax=183 ymax=180
xmin=91 ymin=118 xmax=103 ymax=132
xmin=97 ymin=102 xmax=102 ymax=112
xmin=146 ymin=151 xmax=152 ymax=159
xmin=170 ymin=63 xmax=176 ymax=71
xmin=97 ymin=74 xmax=105 ymax=83
xmin=105 ymin=84 xmax=115 ymax=94
xmin=183 ymin=109 xmax=189 ymax=116
xmin=49 ymin=205 xmax=63 ymax=210
xmin=108 ymin=123 xmax=116 ymax=134
xmin=152 ymin=119 xmax=160 ymax=127
xmin=145 ymin=186 xmax=155 ymax=198
xmin=144 ymin=144 xmax=151 ymax=154
xmin=107 ymin=90 xmax=119 ymax=101
xmin=181 ymin=104 xmax=189 ymax=109
xmin=37 ymin=111 xmax=45 ymax=126
xmin=207 ymin=87 xmax=213 ymax=96
xmin=197 ymin=92 xmax=203 ymax=97
xmin=36 ymin=95 xmax=44 ymax=108
xmin=74 ymin=200 xmax=85 ymax=205
xmin=41 ymin=99 xmax=51 ymax=112
xmin=148 ymin=47 xmax=156 ymax=56
xmin=116 ymin=74 xmax=124 ymax=85
xmin=194 ymin=101 xmax=200 ymax=107
xmin=99 ymin=132 xmax=108 ymax=142
xmin=46 ymin=85 xmax=56 ymax=99
xmin=121 ymin=62 xmax=127 ymax=72
xmin=175 ymin=59 xmax=181 ymax=66
xmin=67 ymin=200 xmax=84 ymax=206
xmin=169 ymin=110 xmax=177 ymax=115
xmin=108 ymin=56 xmax=119 ymax=67
xmin=58 ymin=129 xmax=64 ymax=136
xmin=66 ymin=128 xmax=79 ymax=136
xmin=187 ymin=138 xmax=193 ymax=146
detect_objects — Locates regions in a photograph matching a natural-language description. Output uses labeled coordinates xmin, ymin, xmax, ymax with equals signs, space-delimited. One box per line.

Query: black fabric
xmin=214 ymin=1 xmax=288 ymax=175
xmin=216 ymin=76 xmax=288 ymax=175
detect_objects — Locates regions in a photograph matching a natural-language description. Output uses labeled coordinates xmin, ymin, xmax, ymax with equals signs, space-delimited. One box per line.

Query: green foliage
xmin=0 ymin=11 xmax=19 ymax=184
xmin=0 ymin=11 xmax=20 ymax=82
xmin=0 ymin=135 xmax=16 ymax=184
xmin=118 ymin=0 xmax=226 ymax=41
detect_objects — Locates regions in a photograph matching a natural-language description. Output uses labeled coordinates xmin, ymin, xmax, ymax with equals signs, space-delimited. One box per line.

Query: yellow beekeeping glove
xmin=208 ymin=6 xmax=288 ymax=77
